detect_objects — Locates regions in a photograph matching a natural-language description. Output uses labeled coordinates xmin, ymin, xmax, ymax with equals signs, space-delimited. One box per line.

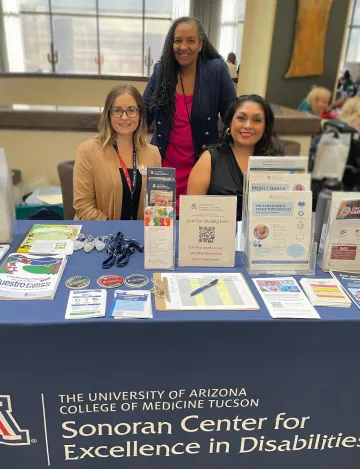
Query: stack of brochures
xmin=65 ymin=289 xmax=107 ymax=319
xmin=330 ymin=271 xmax=360 ymax=309
xmin=243 ymin=157 xmax=314 ymax=274
xmin=0 ymin=253 xmax=67 ymax=300
xmin=300 ymin=278 xmax=352 ymax=307
xmin=17 ymin=224 xmax=82 ymax=255
xmin=110 ymin=290 xmax=152 ymax=319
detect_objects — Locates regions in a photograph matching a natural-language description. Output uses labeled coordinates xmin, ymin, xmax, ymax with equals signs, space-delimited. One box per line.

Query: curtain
xmin=172 ymin=0 xmax=191 ymax=19
xmin=0 ymin=2 xmax=9 ymax=72
xmin=191 ymin=0 xmax=222 ymax=50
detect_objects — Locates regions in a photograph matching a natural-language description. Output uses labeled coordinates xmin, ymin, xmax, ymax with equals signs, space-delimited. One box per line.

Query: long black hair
xmin=222 ymin=94 xmax=284 ymax=156
xmin=148 ymin=16 xmax=221 ymax=121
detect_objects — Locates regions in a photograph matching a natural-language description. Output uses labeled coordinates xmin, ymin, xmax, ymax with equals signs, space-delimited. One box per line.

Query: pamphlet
xmin=252 ymin=277 xmax=320 ymax=319
xmin=330 ymin=271 xmax=360 ymax=309
xmin=300 ymin=278 xmax=351 ymax=307
xmin=110 ymin=290 xmax=152 ymax=319
xmin=0 ymin=253 xmax=67 ymax=300
xmin=65 ymin=289 xmax=107 ymax=319
xmin=248 ymin=172 xmax=311 ymax=192
xmin=322 ymin=198 xmax=360 ymax=272
xmin=178 ymin=195 xmax=237 ymax=267
xmin=161 ymin=273 xmax=259 ymax=311
xmin=17 ymin=224 xmax=81 ymax=253
xmin=147 ymin=167 xmax=175 ymax=180
xmin=248 ymin=156 xmax=308 ymax=173
xmin=144 ymin=206 xmax=174 ymax=269
xmin=247 ymin=191 xmax=312 ymax=272
xmin=0 ymin=245 xmax=10 ymax=262
xmin=147 ymin=180 xmax=176 ymax=206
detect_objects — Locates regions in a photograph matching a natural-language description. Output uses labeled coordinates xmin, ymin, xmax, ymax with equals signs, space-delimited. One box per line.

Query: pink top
xmin=163 ymin=93 xmax=195 ymax=216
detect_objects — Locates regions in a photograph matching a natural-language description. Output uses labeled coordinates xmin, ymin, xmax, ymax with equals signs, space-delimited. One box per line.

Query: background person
xmin=187 ymin=95 xmax=284 ymax=220
xmin=298 ymin=87 xmax=332 ymax=117
xmin=226 ymin=52 xmax=238 ymax=84
xmin=143 ymin=16 xmax=236 ymax=215
xmin=73 ymin=85 xmax=161 ymax=220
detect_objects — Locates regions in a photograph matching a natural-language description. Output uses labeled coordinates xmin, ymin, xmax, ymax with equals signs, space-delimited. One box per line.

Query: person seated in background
xmin=298 ymin=87 xmax=332 ymax=117
xmin=331 ymin=70 xmax=356 ymax=110
xmin=226 ymin=52 xmax=238 ymax=84
xmin=143 ymin=16 xmax=236 ymax=216
xmin=187 ymin=94 xmax=284 ymax=220
xmin=323 ymin=97 xmax=360 ymax=190
xmin=73 ymin=85 xmax=161 ymax=220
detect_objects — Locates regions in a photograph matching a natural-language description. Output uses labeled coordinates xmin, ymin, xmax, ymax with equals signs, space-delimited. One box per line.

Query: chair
xmin=279 ymin=139 xmax=301 ymax=156
xmin=57 ymin=160 xmax=75 ymax=220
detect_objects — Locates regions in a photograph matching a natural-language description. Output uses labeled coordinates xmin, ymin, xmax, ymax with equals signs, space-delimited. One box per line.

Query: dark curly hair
xmin=148 ymin=16 xmax=221 ymax=122
xmin=222 ymin=94 xmax=284 ymax=156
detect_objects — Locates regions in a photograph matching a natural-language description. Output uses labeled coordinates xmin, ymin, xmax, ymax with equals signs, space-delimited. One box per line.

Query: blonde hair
xmin=307 ymin=87 xmax=331 ymax=114
xmin=341 ymin=96 xmax=360 ymax=133
xmin=98 ymin=84 xmax=147 ymax=150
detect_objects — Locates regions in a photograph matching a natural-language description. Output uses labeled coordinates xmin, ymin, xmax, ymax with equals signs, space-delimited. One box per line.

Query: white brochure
xmin=248 ymin=172 xmax=311 ymax=192
xmin=322 ymin=198 xmax=360 ymax=272
xmin=65 ymin=289 xmax=107 ymax=319
xmin=248 ymin=191 xmax=312 ymax=271
xmin=253 ymin=277 xmax=320 ymax=319
xmin=248 ymin=156 xmax=308 ymax=173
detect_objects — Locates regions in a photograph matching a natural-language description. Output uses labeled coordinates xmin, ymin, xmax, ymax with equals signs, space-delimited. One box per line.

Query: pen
xmin=190 ymin=279 xmax=219 ymax=296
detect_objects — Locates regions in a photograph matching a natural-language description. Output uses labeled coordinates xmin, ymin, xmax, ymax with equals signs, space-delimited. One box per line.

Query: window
xmin=345 ymin=0 xmax=360 ymax=63
xmin=2 ymin=0 xmax=189 ymax=75
xmin=219 ymin=0 xmax=246 ymax=67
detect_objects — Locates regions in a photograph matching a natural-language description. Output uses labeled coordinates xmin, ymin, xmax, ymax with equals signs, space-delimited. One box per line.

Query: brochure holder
xmin=0 ymin=149 xmax=15 ymax=243
xmin=317 ymin=199 xmax=332 ymax=272
xmin=143 ymin=190 xmax=175 ymax=271
xmin=240 ymin=171 xmax=317 ymax=276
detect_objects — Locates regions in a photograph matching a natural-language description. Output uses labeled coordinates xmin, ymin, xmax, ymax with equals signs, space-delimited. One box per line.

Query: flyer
xmin=247 ymin=191 xmax=312 ymax=272
xmin=110 ymin=290 xmax=152 ymax=319
xmin=330 ymin=271 xmax=360 ymax=309
xmin=253 ymin=277 xmax=320 ymax=319
xmin=322 ymin=198 xmax=360 ymax=272
xmin=65 ymin=289 xmax=107 ymax=319
xmin=178 ymin=195 xmax=237 ymax=267
xmin=144 ymin=206 xmax=174 ymax=269
xmin=248 ymin=156 xmax=308 ymax=173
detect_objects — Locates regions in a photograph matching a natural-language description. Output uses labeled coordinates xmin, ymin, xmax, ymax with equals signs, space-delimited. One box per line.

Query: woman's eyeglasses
xmin=110 ymin=106 xmax=140 ymax=118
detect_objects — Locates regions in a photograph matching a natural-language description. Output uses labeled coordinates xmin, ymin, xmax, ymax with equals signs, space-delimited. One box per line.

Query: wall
xmin=0 ymin=75 xmax=148 ymax=106
xmin=266 ymin=0 xmax=351 ymax=109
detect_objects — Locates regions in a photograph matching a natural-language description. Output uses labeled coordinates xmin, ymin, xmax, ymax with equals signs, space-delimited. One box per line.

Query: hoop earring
xmin=226 ymin=127 xmax=231 ymax=135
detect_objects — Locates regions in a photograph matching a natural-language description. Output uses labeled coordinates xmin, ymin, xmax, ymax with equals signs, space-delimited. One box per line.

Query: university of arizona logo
xmin=0 ymin=395 xmax=30 ymax=445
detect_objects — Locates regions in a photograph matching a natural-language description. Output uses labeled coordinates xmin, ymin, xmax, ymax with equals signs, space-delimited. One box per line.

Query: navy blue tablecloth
xmin=1 ymin=220 xmax=360 ymax=469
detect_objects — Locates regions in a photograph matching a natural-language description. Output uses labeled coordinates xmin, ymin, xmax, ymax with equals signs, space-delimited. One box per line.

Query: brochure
xmin=248 ymin=156 xmax=308 ymax=173
xmin=247 ymin=191 xmax=312 ymax=272
xmin=147 ymin=167 xmax=175 ymax=180
xmin=65 ymin=289 xmax=107 ymax=319
xmin=330 ymin=271 xmax=360 ymax=310
xmin=0 ymin=253 xmax=67 ymax=300
xmin=144 ymin=206 xmax=174 ymax=269
xmin=252 ymin=277 xmax=320 ymax=319
xmin=17 ymin=224 xmax=81 ymax=253
xmin=147 ymin=180 xmax=176 ymax=206
xmin=110 ymin=290 xmax=152 ymax=319
xmin=300 ymin=278 xmax=351 ymax=307
xmin=248 ymin=172 xmax=311 ymax=192
xmin=322 ymin=198 xmax=360 ymax=272
xmin=178 ymin=195 xmax=237 ymax=267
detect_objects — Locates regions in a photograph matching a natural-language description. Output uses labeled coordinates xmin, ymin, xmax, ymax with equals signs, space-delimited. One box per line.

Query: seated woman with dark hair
xmin=187 ymin=94 xmax=284 ymax=220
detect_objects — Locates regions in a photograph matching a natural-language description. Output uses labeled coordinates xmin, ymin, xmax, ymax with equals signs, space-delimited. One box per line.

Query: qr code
xmin=270 ymin=302 xmax=283 ymax=308
xmin=198 ymin=226 xmax=215 ymax=243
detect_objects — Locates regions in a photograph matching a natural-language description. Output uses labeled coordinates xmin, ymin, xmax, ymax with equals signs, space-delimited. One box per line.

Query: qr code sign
xmin=198 ymin=226 xmax=215 ymax=243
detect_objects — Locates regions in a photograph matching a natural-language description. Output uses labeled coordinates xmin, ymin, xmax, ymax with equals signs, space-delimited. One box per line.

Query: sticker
xmin=124 ymin=274 xmax=149 ymax=288
xmin=66 ymin=276 xmax=90 ymax=289
xmin=138 ymin=164 xmax=147 ymax=176
xmin=97 ymin=275 xmax=124 ymax=289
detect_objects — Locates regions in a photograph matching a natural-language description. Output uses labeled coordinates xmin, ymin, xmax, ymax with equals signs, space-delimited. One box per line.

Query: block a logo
xmin=0 ymin=395 xmax=30 ymax=445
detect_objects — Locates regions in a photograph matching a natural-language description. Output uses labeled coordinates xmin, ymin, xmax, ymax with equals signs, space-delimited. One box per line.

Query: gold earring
xmin=226 ymin=127 xmax=231 ymax=135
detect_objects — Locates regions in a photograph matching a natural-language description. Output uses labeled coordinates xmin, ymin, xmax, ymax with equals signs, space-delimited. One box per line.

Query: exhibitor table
xmin=1 ymin=220 xmax=359 ymax=469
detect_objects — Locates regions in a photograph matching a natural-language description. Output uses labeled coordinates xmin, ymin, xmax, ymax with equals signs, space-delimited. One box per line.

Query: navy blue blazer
xmin=143 ymin=57 xmax=236 ymax=160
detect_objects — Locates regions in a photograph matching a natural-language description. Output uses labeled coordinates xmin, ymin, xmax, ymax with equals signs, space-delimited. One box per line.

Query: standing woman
xmin=143 ymin=16 xmax=236 ymax=214
xmin=73 ymin=85 xmax=161 ymax=220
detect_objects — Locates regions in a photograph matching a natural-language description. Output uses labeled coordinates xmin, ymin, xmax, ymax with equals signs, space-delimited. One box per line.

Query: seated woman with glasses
xmin=73 ymin=85 xmax=161 ymax=220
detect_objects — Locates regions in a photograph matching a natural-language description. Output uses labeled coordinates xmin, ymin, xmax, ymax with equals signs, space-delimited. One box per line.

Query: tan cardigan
xmin=73 ymin=138 xmax=161 ymax=220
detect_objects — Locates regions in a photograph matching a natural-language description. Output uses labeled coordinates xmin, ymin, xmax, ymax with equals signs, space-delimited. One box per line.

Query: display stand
xmin=143 ymin=191 xmax=175 ymax=271
xmin=241 ymin=170 xmax=317 ymax=276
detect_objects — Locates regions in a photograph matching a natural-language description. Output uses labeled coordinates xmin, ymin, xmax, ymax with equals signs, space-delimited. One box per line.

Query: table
xmin=1 ymin=220 xmax=360 ymax=469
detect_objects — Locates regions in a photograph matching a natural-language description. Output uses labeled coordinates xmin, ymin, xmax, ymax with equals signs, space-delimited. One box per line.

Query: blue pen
xmin=190 ymin=279 xmax=219 ymax=296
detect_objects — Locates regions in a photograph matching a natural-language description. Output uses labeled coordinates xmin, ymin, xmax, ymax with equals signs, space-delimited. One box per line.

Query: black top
xmin=119 ymin=169 xmax=142 ymax=220
xmin=207 ymin=143 xmax=243 ymax=220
